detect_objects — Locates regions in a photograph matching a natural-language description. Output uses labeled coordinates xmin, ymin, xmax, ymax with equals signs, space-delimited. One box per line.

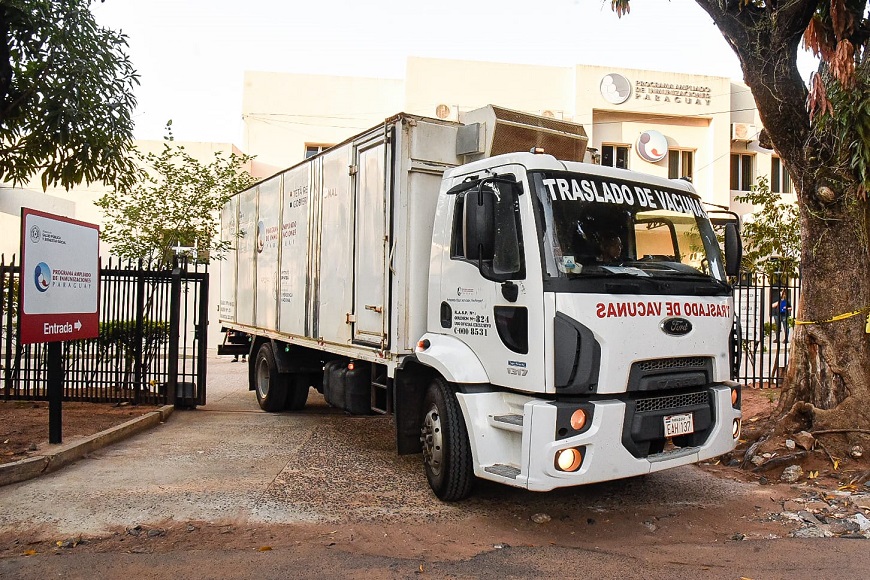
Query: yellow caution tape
xmin=793 ymin=306 xmax=870 ymax=328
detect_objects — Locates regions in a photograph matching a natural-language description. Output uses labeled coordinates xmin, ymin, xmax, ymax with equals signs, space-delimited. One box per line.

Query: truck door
xmin=439 ymin=168 xmax=545 ymax=390
xmin=352 ymin=137 xmax=389 ymax=347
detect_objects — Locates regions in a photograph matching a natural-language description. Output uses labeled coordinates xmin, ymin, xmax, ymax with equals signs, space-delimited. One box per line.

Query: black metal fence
xmin=1 ymin=256 xmax=209 ymax=406
xmin=733 ymin=271 xmax=800 ymax=388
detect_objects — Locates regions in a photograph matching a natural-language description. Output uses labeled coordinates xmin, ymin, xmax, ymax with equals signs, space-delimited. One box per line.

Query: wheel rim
xmin=421 ymin=404 xmax=443 ymax=476
xmin=256 ymin=357 xmax=270 ymax=399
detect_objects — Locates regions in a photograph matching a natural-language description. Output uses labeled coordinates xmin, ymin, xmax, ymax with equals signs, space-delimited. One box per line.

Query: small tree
xmin=734 ymin=176 xmax=801 ymax=278
xmin=95 ymin=122 xmax=256 ymax=266
xmin=0 ymin=0 xmax=139 ymax=190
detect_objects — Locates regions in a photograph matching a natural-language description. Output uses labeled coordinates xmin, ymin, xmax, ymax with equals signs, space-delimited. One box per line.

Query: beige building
xmin=0 ymin=56 xmax=792 ymax=347
xmin=241 ymin=56 xmax=794 ymax=214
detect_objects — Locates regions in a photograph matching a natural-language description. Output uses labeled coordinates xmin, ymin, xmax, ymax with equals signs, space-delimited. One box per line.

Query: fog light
xmin=570 ymin=409 xmax=587 ymax=431
xmin=732 ymin=419 xmax=741 ymax=439
xmin=555 ymin=447 xmax=583 ymax=472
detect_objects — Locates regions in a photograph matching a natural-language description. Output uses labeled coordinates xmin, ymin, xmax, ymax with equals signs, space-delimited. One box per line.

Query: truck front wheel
xmin=420 ymin=377 xmax=474 ymax=501
xmin=255 ymin=344 xmax=287 ymax=412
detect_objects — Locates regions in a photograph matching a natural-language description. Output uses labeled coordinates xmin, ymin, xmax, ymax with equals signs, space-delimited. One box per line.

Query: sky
xmin=91 ymin=0 xmax=818 ymax=146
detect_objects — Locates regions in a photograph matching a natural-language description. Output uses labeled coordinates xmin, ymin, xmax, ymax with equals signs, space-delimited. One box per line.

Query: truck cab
xmin=411 ymin=152 xmax=742 ymax=499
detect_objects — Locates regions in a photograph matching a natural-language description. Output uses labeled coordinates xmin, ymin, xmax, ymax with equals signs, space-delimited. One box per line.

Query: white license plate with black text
xmin=663 ymin=413 xmax=694 ymax=437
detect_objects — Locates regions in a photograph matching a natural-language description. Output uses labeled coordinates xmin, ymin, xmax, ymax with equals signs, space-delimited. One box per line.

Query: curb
xmin=0 ymin=405 xmax=175 ymax=487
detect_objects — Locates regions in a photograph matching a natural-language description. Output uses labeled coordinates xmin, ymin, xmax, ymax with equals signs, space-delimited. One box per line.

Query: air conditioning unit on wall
xmin=731 ymin=123 xmax=758 ymax=141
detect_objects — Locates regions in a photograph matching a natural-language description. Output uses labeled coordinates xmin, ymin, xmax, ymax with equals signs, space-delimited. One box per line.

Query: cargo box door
xmin=353 ymin=139 xmax=388 ymax=347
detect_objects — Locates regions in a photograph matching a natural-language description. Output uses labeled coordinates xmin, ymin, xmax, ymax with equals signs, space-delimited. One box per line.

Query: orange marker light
xmin=570 ymin=409 xmax=587 ymax=431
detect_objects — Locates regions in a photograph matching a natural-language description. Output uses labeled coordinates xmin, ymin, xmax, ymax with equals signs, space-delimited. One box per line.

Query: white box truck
xmin=219 ymin=106 xmax=743 ymax=500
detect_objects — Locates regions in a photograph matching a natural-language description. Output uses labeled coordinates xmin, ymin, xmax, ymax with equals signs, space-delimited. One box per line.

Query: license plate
xmin=663 ymin=413 xmax=694 ymax=437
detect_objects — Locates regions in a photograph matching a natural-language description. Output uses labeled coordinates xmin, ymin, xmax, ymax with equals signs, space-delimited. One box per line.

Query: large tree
xmin=95 ymin=123 xmax=256 ymax=267
xmin=615 ymin=1 xmax=870 ymax=456
xmin=0 ymin=0 xmax=138 ymax=190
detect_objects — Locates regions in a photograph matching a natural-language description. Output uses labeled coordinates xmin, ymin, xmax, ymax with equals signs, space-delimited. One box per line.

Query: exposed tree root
xmin=811 ymin=429 xmax=870 ymax=436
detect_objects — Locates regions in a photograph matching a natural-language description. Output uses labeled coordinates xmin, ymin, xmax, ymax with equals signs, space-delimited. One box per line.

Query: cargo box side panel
xmin=392 ymin=119 xmax=461 ymax=353
xmin=236 ymin=187 xmax=258 ymax=326
xmin=353 ymin=138 xmax=388 ymax=346
xmin=219 ymin=197 xmax=238 ymax=323
xmin=317 ymin=147 xmax=353 ymax=345
xmin=402 ymin=169 xmax=447 ymax=351
xmin=255 ymin=176 xmax=281 ymax=330
xmin=279 ymin=165 xmax=311 ymax=336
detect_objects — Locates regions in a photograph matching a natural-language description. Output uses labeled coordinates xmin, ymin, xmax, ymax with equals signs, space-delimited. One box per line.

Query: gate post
xmin=167 ymin=267 xmax=182 ymax=406
xmin=196 ymin=270 xmax=209 ymax=405
xmin=133 ymin=266 xmax=145 ymax=405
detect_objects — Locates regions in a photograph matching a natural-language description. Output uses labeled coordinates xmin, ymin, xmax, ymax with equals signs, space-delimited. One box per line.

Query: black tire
xmin=284 ymin=373 xmax=310 ymax=411
xmin=254 ymin=343 xmax=287 ymax=412
xmin=420 ymin=377 xmax=474 ymax=501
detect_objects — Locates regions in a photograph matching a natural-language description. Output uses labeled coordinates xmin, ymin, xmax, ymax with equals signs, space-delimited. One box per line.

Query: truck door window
xmin=450 ymin=178 xmax=525 ymax=281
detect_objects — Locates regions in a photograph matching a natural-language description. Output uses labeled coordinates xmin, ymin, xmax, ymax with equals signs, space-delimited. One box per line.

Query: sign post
xmin=20 ymin=209 xmax=100 ymax=444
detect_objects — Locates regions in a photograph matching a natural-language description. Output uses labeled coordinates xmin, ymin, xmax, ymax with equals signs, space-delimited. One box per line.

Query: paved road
xmin=1 ymin=354 xmax=869 ymax=579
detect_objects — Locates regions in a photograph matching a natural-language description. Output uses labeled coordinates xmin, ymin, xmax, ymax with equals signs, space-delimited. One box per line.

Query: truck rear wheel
xmin=284 ymin=373 xmax=311 ymax=411
xmin=255 ymin=344 xmax=287 ymax=412
xmin=420 ymin=377 xmax=474 ymax=501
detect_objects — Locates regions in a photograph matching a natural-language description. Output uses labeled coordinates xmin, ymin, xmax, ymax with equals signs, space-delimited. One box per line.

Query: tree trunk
xmin=694 ymin=0 xmax=870 ymax=454
xmin=780 ymin=192 xmax=870 ymax=447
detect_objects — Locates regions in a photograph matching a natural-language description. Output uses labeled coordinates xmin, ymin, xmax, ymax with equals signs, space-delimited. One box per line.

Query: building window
xmin=601 ymin=145 xmax=629 ymax=169
xmin=771 ymin=157 xmax=793 ymax=193
xmin=668 ymin=150 xmax=694 ymax=180
xmin=730 ymin=153 xmax=754 ymax=191
xmin=304 ymin=144 xmax=332 ymax=158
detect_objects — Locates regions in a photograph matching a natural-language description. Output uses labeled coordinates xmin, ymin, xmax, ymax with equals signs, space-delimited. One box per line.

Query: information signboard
xmin=19 ymin=209 xmax=100 ymax=344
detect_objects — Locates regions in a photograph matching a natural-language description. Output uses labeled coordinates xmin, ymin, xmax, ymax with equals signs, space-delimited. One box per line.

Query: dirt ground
xmin=2 ymin=385 xmax=870 ymax=577
xmin=0 ymin=400 xmax=158 ymax=464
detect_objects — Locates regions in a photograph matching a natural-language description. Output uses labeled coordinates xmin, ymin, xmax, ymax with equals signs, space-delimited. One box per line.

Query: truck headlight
xmin=555 ymin=447 xmax=584 ymax=472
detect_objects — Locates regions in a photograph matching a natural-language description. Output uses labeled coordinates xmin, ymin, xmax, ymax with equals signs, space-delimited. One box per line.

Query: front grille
xmin=635 ymin=391 xmax=709 ymax=413
xmin=635 ymin=357 xmax=708 ymax=372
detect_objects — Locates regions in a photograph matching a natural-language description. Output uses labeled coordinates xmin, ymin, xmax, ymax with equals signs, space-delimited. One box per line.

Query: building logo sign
xmin=600 ymin=74 xmax=631 ymax=104
xmin=34 ymin=262 xmax=52 ymax=292
xmin=600 ymin=74 xmax=712 ymax=107
xmin=636 ymin=130 xmax=668 ymax=163
xmin=634 ymin=80 xmax=711 ymax=105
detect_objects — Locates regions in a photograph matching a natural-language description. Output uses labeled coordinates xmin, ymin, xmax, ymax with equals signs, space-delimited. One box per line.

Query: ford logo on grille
xmin=661 ymin=317 xmax=692 ymax=336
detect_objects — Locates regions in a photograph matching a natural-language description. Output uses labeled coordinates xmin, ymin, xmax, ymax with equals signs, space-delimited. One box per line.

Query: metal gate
xmin=733 ymin=271 xmax=800 ymax=388
xmin=0 ymin=256 xmax=209 ymax=406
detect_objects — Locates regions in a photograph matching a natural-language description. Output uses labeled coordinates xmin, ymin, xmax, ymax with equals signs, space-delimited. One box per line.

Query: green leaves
xmin=734 ymin=176 xmax=801 ymax=277
xmin=0 ymin=0 xmax=139 ymax=191
xmin=95 ymin=124 xmax=256 ymax=266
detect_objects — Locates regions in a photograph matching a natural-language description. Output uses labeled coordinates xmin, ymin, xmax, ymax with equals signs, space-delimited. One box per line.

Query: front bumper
xmin=457 ymin=384 xmax=741 ymax=492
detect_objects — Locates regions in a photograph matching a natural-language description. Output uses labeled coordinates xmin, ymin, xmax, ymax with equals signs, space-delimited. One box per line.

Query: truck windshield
xmin=529 ymin=171 xmax=727 ymax=291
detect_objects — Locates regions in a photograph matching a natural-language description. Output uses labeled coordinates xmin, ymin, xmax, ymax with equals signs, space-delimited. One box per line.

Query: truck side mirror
xmin=724 ymin=222 xmax=742 ymax=277
xmin=464 ymin=188 xmax=495 ymax=262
